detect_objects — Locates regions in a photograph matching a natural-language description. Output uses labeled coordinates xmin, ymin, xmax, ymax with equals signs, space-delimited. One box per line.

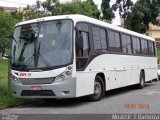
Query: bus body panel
xmin=76 ymin=72 xmax=95 ymax=97
xmin=11 ymin=67 xmax=77 ymax=98
xmin=11 ymin=67 xmax=66 ymax=78
xmin=11 ymin=77 xmax=77 ymax=98
xmin=83 ymin=54 xmax=157 ymax=90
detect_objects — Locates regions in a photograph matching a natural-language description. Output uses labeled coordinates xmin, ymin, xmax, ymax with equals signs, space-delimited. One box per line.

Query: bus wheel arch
xmin=88 ymin=73 xmax=105 ymax=101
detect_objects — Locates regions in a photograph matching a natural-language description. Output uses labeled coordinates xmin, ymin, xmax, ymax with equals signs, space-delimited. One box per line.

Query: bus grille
xmin=21 ymin=90 xmax=55 ymax=96
xmin=19 ymin=77 xmax=55 ymax=85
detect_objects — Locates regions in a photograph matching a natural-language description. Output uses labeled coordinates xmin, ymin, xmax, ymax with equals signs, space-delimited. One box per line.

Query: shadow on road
xmin=24 ymin=82 xmax=156 ymax=108
xmin=28 ymin=97 xmax=90 ymax=108
xmin=104 ymin=82 xmax=155 ymax=98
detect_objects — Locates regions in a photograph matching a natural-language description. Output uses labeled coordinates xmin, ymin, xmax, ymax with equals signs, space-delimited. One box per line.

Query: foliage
xmin=59 ymin=0 xmax=100 ymax=19
xmin=24 ymin=0 xmax=100 ymax=20
xmin=112 ymin=0 xmax=133 ymax=19
xmin=24 ymin=1 xmax=49 ymax=20
xmin=0 ymin=60 xmax=8 ymax=87
xmin=101 ymin=0 xmax=115 ymax=21
xmin=0 ymin=60 xmax=34 ymax=110
xmin=0 ymin=10 xmax=23 ymax=50
xmin=125 ymin=0 xmax=160 ymax=33
xmin=0 ymin=11 xmax=14 ymax=49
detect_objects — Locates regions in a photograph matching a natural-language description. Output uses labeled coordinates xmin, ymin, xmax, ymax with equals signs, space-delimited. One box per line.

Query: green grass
xmin=0 ymin=60 xmax=8 ymax=87
xmin=0 ymin=60 xmax=33 ymax=110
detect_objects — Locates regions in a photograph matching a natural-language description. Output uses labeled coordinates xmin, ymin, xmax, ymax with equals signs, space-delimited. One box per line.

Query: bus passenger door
xmin=75 ymin=23 xmax=90 ymax=70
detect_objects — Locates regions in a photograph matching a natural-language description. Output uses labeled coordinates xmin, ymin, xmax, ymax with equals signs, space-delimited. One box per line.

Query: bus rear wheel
xmin=138 ymin=71 xmax=145 ymax=89
xmin=88 ymin=76 xmax=104 ymax=101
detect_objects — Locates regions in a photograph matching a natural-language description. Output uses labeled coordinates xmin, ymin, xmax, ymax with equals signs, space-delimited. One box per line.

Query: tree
xmin=101 ymin=0 xmax=115 ymax=22
xmin=58 ymin=0 xmax=100 ymax=19
xmin=41 ymin=0 xmax=61 ymax=16
xmin=24 ymin=1 xmax=49 ymax=20
xmin=125 ymin=0 xmax=160 ymax=33
xmin=24 ymin=0 xmax=100 ymax=20
xmin=0 ymin=10 xmax=21 ymax=50
xmin=112 ymin=0 xmax=133 ymax=19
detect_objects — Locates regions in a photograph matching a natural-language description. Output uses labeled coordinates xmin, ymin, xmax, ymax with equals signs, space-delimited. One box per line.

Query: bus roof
xmin=16 ymin=14 xmax=155 ymax=41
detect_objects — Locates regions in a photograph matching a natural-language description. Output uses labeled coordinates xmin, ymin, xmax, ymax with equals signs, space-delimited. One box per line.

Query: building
xmin=145 ymin=14 xmax=160 ymax=63
xmin=0 ymin=6 xmax=17 ymax=12
xmin=146 ymin=14 xmax=160 ymax=48
xmin=146 ymin=23 xmax=160 ymax=42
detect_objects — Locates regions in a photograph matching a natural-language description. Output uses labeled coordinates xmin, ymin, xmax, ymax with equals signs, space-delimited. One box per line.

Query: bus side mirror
xmin=75 ymin=28 xmax=83 ymax=50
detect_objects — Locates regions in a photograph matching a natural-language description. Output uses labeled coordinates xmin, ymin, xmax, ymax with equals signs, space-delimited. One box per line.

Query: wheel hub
xmin=94 ymin=82 xmax=101 ymax=95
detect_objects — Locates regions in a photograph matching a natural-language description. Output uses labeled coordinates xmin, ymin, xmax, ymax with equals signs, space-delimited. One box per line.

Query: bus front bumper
xmin=11 ymin=77 xmax=77 ymax=98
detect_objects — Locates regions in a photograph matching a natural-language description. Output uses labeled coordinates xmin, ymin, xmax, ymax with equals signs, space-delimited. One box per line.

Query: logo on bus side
xmin=19 ymin=73 xmax=31 ymax=76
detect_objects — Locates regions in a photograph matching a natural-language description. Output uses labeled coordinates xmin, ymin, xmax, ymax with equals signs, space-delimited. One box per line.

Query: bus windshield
xmin=11 ymin=19 xmax=73 ymax=70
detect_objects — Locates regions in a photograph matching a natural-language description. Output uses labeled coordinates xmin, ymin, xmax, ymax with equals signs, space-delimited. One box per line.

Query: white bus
xmin=10 ymin=14 xmax=157 ymax=101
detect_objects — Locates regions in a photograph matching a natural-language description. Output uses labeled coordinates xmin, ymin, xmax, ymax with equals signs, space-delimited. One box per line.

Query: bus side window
xmin=141 ymin=39 xmax=149 ymax=55
xmin=108 ymin=30 xmax=121 ymax=53
xmin=92 ymin=26 xmax=107 ymax=51
xmin=148 ymin=41 xmax=155 ymax=56
xmin=132 ymin=37 xmax=141 ymax=55
xmin=121 ymin=34 xmax=132 ymax=54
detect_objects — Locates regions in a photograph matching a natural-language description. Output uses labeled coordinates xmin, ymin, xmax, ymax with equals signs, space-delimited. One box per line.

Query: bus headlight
xmin=54 ymin=66 xmax=72 ymax=83
xmin=11 ymin=75 xmax=21 ymax=83
xmin=54 ymin=72 xmax=72 ymax=82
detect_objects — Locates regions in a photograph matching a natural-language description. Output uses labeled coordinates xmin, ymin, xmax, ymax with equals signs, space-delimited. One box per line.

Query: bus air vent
xmin=21 ymin=90 xmax=55 ymax=96
xmin=19 ymin=77 xmax=55 ymax=85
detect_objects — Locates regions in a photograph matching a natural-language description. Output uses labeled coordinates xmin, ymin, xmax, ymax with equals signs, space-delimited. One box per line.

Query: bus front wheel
xmin=88 ymin=76 xmax=104 ymax=101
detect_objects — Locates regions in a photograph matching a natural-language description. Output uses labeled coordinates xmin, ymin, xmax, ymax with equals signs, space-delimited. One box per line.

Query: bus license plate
xmin=30 ymin=86 xmax=42 ymax=91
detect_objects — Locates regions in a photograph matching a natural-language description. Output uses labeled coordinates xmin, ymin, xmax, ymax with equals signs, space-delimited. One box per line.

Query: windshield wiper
xmin=17 ymin=42 xmax=54 ymax=71
xmin=18 ymin=37 xmax=37 ymax=70
xmin=36 ymin=42 xmax=54 ymax=70
xmin=18 ymin=54 xmax=35 ymax=70
xmin=34 ymin=41 xmax=41 ymax=68
xmin=12 ymin=36 xmax=18 ymax=44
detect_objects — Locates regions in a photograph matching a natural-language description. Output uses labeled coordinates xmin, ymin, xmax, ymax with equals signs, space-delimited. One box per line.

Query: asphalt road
xmin=0 ymin=81 xmax=160 ymax=116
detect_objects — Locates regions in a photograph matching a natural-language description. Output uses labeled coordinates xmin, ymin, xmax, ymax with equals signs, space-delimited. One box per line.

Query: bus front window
xmin=11 ymin=20 xmax=73 ymax=70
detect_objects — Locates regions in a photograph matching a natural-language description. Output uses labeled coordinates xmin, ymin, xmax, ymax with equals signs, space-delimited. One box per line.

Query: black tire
xmin=149 ymin=79 xmax=153 ymax=83
xmin=138 ymin=71 xmax=145 ymax=89
xmin=157 ymin=76 xmax=160 ymax=81
xmin=154 ymin=78 xmax=159 ymax=82
xmin=88 ymin=76 xmax=105 ymax=101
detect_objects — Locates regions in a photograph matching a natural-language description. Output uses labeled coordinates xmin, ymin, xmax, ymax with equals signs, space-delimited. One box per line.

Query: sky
xmin=0 ymin=0 xmax=137 ymax=25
